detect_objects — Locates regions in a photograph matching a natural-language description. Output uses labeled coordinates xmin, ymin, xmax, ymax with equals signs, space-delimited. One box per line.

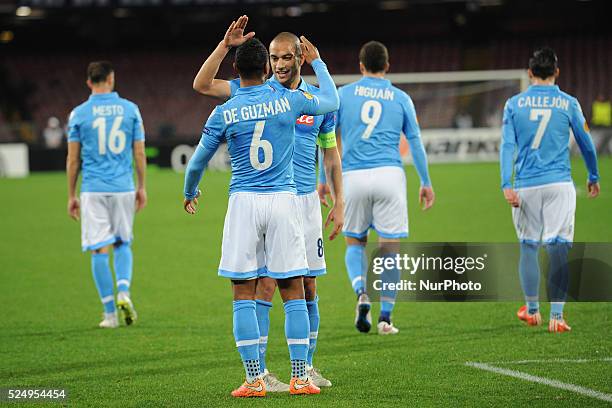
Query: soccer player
xmin=66 ymin=61 xmax=147 ymax=328
xmin=500 ymin=47 xmax=600 ymax=333
xmin=183 ymin=37 xmax=339 ymax=397
xmin=192 ymin=16 xmax=343 ymax=390
xmin=319 ymin=41 xmax=434 ymax=335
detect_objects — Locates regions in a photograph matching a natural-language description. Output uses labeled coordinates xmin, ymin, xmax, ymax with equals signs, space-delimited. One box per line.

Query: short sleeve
xmin=67 ymin=109 xmax=80 ymax=143
xmin=133 ymin=105 xmax=145 ymax=142
xmin=199 ymin=107 xmax=225 ymax=151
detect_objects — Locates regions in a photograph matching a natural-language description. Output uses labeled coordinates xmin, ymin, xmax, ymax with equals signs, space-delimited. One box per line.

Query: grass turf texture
xmin=1 ymin=159 xmax=610 ymax=407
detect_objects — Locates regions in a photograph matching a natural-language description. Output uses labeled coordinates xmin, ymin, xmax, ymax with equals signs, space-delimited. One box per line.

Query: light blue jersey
xmin=68 ymin=92 xmax=145 ymax=193
xmin=230 ymin=77 xmax=336 ymax=195
xmin=184 ymin=59 xmax=339 ymax=198
xmin=337 ymin=77 xmax=431 ymax=186
xmin=500 ymin=85 xmax=599 ymax=189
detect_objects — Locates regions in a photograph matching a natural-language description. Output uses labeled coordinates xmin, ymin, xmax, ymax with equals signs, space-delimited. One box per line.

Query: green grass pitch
xmin=1 ymin=159 xmax=610 ymax=407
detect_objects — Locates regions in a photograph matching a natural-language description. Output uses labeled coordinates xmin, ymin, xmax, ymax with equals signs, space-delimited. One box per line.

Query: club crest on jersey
xmin=302 ymin=91 xmax=314 ymax=100
xmin=296 ymin=115 xmax=314 ymax=126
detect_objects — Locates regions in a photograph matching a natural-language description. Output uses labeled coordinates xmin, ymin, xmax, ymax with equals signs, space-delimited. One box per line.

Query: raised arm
xmin=570 ymin=99 xmax=600 ymax=198
xmin=193 ymin=15 xmax=255 ymax=99
xmin=299 ymin=36 xmax=339 ymax=115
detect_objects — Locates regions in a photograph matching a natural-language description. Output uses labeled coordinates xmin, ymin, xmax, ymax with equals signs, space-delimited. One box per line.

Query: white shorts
xmin=218 ymin=192 xmax=308 ymax=280
xmin=512 ymin=182 xmax=576 ymax=244
xmin=297 ymin=191 xmax=326 ymax=277
xmin=343 ymin=166 xmax=408 ymax=239
xmin=80 ymin=192 xmax=135 ymax=251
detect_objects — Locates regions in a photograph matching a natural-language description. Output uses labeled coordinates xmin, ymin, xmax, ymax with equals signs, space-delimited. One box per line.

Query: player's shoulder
xmin=389 ymin=84 xmax=411 ymax=102
xmin=556 ymin=88 xmax=579 ymax=105
xmin=115 ymin=96 xmax=141 ymax=112
xmin=504 ymin=91 xmax=523 ymax=109
xmin=69 ymin=100 xmax=90 ymax=121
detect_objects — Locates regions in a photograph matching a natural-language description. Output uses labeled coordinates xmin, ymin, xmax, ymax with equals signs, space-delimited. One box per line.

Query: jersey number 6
xmin=249 ymin=120 xmax=273 ymax=171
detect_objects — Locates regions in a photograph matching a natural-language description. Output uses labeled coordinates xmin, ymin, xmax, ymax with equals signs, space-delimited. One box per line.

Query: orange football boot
xmin=289 ymin=377 xmax=320 ymax=395
xmin=517 ymin=305 xmax=542 ymax=326
xmin=549 ymin=318 xmax=572 ymax=333
xmin=231 ymin=378 xmax=266 ymax=398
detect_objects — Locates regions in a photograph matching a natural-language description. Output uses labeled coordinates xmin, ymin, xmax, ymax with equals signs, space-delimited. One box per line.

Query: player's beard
xmin=275 ymin=62 xmax=300 ymax=89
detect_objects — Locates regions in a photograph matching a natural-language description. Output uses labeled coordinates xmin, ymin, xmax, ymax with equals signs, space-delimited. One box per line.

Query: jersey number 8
xmin=250 ymin=120 xmax=273 ymax=170
xmin=93 ymin=116 xmax=126 ymax=155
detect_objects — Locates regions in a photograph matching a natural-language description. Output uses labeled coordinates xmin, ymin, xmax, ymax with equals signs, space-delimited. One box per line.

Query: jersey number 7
xmin=529 ymin=108 xmax=552 ymax=149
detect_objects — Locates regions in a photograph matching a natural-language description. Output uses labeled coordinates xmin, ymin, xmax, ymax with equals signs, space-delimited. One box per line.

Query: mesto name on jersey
xmin=223 ymin=97 xmax=291 ymax=125
xmin=354 ymin=85 xmax=395 ymax=101
xmin=517 ymin=95 xmax=570 ymax=111
xmin=92 ymin=105 xmax=125 ymax=116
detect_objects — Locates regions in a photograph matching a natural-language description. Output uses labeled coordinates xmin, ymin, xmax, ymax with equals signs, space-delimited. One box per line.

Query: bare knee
xmin=304 ymin=277 xmax=317 ymax=301
xmin=255 ymin=277 xmax=276 ymax=302
xmin=231 ymin=279 xmax=257 ymax=301
xmin=277 ymin=276 xmax=305 ymax=302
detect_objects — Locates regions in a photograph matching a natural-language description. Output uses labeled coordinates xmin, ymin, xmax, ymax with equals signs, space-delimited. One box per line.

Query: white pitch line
xmin=465 ymin=361 xmax=612 ymax=403
xmin=490 ymin=357 xmax=612 ymax=365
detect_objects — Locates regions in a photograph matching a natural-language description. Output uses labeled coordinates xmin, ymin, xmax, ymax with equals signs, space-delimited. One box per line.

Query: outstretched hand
xmin=299 ymin=36 xmax=321 ymax=64
xmin=223 ymin=15 xmax=255 ymax=48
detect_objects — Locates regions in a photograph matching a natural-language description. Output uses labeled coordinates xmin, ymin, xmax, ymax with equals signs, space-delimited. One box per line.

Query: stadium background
xmin=1 ymin=0 xmax=611 ymax=406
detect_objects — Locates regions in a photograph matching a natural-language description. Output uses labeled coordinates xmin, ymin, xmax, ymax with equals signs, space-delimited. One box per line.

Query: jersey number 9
xmin=93 ymin=116 xmax=126 ymax=155
xmin=361 ymin=100 xmax=383 ymax=139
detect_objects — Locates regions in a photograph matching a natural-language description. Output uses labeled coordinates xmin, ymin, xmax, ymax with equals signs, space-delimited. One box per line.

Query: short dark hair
xmin=359 ymin=41 xmax=389 ymax=73
xmin=529 ymin=47 xmax=558 ymax=79
xmin=235 ymin=38 xmax=269 ymax=80
xmin=87 ymin=61 xmax=113 ymax=84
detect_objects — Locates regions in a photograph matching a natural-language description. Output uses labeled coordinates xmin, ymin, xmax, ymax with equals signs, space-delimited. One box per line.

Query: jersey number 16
xmin=93 ymin=116 xmax=126 ymax=155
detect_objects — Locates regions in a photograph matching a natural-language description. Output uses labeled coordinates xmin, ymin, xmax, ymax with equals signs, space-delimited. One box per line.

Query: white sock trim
xmin=235 ymin=339 xmax=259 ymax=347
xmin=287 ymin=338 xmax=309 ymax=345
xmin=101 ymin=295 xmax=115 ymax=304
xmin=309 ymin=331 xmax=318 ymax=339
xmin=351 ymin=276 xmax=364 ymax=287
xmin=116 ymin=279 xmax=130 ymax=288
xmin=259 ymin=336 xmax=268 ymax=343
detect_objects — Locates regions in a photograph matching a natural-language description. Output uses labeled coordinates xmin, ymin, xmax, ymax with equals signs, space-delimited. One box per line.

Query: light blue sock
xmin=284 ymin=299 xmax=309 ymax=380
xmin=519 ymin=242 xmax=540 ymax=314
xmin=233 ymin=300 xmax=260 ymax=382
xmin=546 ymin=242 xmax=570 ymax=320
xmin=306 ymin=297 xmax=320 ymax=367
xmin=345 ymin=245 xmax=366 ymax=295
xmin=91 ymin=253 xmax=116 ymax=313
xmin=380 ymin=253 xmax=399 ymax=323
xmin=113 ymin=242 xmax=133 ymax=293
xmin=255 ymin=299 xmax=272 ymax=373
